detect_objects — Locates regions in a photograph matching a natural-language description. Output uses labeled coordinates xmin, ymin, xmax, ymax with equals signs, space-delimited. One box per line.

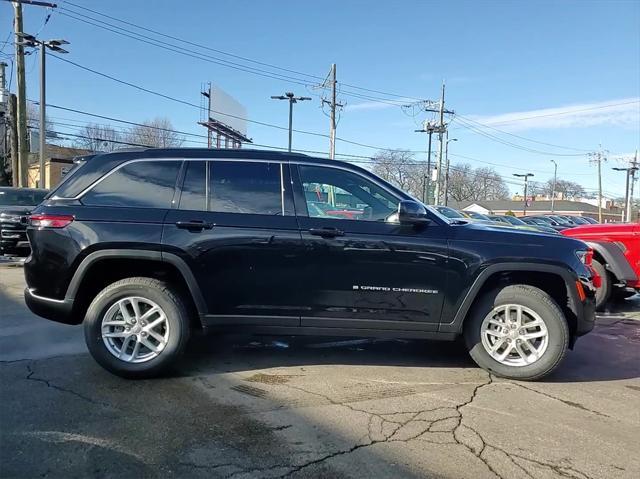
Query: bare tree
xmin=371 ymin=150 xmax=427 ymax=200
xmin=125 ymin=117 xmax=185 ymax=148
xmin=448 ymin=163 xmax=510 ymax=202
xmin=543 ymin=178 xmax=585 ymax=199
xmin=27 ymin=104 xmax=57 ymax=142
xmin=74 ymin=123 xmax=122 ymax=152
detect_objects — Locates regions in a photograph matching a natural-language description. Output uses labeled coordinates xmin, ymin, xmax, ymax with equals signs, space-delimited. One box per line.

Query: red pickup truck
xmin=562 ymin=223 xmax=640 ymax=310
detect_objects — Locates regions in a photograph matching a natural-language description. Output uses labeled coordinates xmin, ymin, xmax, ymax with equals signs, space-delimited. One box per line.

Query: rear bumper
xmin=24 ymin=288 xmax=80 ymax=325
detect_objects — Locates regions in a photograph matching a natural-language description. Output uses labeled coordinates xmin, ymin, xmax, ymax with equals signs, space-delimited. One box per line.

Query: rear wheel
xmin=84 ymin=277 xmax=190 ymax=379
xmin=464 ymin=284 xmax=569 ymax=381
xmin=592 ymin=259 xmax=610 ymax=311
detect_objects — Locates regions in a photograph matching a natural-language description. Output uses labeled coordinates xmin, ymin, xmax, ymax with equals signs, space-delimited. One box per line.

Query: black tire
xmin=592 ymin=260 xmax=610 ymax=311
xmin=464 ymin=284 xmax=569 ymax=381
xmin=83 ymin=277 xmax=191 ymax=379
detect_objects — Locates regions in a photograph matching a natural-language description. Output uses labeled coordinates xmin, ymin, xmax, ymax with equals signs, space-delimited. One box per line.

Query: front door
xmin=293 ymin=163 xmax=449 ymax=331
xmin=163 ymin=159 xmax=303 ymax=327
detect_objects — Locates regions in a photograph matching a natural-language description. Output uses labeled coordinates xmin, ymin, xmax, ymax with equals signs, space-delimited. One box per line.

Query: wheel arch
xmin=441 ymin=263 xmax=580 ymax=340
xmin=65 ymin=249 xmax=206 ymax=327
xmin=586 ymin=241 xmax=637 ymax=284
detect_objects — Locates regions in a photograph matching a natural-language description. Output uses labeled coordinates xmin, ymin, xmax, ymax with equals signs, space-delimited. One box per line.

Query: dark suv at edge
xmin=24 ymin=148 xmax=596 ymax=380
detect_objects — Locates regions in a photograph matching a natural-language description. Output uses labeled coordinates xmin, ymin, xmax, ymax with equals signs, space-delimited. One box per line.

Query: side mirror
xmin=398 ymin=200 xmax=431 ymax=225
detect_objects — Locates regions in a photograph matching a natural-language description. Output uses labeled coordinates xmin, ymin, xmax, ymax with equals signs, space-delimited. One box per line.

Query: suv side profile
xmin=25 ymin=149 xmax=596 ymax=380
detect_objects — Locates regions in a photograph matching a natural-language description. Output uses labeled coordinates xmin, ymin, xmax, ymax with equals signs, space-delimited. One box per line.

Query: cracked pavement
xmin=1 ymin=266 xmax=639 ymax=478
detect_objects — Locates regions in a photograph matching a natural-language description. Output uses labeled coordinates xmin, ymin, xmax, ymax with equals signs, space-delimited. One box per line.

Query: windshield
xmin=467 ymin=211 xmax=492 ymax=221
xmin=502 ymin=216 xmax=526 ymax=225
xmin=0 ymin=189 xmax=48 ymax=206
xmin=435 ymin=206 xmax=466 ymax=219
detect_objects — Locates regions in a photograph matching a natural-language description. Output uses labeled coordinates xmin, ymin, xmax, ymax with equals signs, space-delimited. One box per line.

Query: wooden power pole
xmin=8 ymin=94 xmax=19 ymax=187
xmin=14 ymin=0 xmax=29 ymax=187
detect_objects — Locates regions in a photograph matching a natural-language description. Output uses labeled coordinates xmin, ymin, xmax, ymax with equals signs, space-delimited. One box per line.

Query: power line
xmin=62 ymin=0 xmax=425 ymax=102
xmin=58 ymin=5 xmax=423 ymax=106
xmin=32 ymin=99 xmax=621 ymax=195
xmin=453 ymin=114 xmax=591 ymax=152
xmin=453 ymin=116 xmax=588 ymax=157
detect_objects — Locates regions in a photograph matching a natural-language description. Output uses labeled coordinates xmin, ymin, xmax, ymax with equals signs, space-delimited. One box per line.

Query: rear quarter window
xmin=81 ymin=160 xmax=181 ymax=208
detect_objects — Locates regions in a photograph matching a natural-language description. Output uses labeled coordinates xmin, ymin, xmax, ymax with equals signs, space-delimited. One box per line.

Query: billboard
xmin=209 ymin=84 xmax=247 ymax=137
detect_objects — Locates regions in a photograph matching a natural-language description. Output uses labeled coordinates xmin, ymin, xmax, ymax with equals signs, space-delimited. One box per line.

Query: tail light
xmin=29 ymin=214 xmax=74 ymax=228
xmin=575 ymin=248 xmax=593 ymax=266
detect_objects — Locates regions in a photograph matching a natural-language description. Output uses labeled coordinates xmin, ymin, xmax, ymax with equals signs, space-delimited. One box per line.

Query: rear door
xmin=292 ymin=163 xmax=449 ymax=331
xmin=162 ymin=159 xmax=304 ymax=327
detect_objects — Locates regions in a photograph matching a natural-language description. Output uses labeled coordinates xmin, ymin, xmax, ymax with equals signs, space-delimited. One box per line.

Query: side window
xmin=209 ymin=161 xmax=284 ymax=215
xmin=82 ymin=161 xmax=181 ymax=208
xmin=298 ymin=165 xmax=399 ymax=221
xmin=179 ymin=161 xmax=206 ymax=211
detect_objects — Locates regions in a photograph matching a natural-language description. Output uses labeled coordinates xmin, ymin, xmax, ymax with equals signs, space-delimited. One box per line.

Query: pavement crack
xmin=504 ymin=381 xmax=610 ymax=418
xmin=25 ymin=364 xmax=109 ymax=408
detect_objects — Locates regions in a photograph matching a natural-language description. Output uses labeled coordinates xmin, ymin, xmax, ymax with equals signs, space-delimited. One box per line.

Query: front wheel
xmin=464 ymin=284 xmax=569 ymax=381
xmin=84 ymin=277 xmax=191 ymax=379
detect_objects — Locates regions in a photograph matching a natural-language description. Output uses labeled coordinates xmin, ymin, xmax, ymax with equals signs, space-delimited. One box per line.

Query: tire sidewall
xmin=84 ymin=281 xmax=188 ymax=378
xmin=465 ymin=285 xmax=569 ymax=380
xmin=592 ymin=260 xmax=610 ymax=311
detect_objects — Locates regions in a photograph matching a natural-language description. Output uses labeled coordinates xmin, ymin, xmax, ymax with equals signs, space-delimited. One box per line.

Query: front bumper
xmin=0 ymin=222 xmax=30 ymax=255
xmin=574 ymin=277 xmax=596 ymax=337
xmin=24 ymin=288 xmax=79 ymax=325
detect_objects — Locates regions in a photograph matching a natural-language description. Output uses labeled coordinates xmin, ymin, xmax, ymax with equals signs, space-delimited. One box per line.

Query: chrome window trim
xmin=52 ymin=157 xmax=287 ymax=201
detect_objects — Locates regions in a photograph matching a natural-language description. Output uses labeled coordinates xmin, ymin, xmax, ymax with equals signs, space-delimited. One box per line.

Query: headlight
xmin=575 ymin=248 xmax=593 ymax=266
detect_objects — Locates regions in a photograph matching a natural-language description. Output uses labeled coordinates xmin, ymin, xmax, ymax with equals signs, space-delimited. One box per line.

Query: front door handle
xmin=176 ymin=220 xmax=213 ymax=231
xmin=309 ymin=227 xmax=345 ymax=238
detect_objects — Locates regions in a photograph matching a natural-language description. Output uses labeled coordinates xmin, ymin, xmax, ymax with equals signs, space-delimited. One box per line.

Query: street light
xmin=443 ymin=136 xmax=457 ymax=206
xmin=513 ymin=173 xmax=534 ymax=216
xmin=17 ymin=33 xmax=69 ymax=188
xmin=270 ymin=92 xmax=311 ymax=152
xmin=612 ymin=166 xmax=639 ymax=222
xmin=550 ymin=160 xmax=558 ymax=213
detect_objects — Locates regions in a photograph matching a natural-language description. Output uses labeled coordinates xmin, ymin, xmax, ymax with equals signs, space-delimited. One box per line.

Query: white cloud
xmin=470 ymin=98 xmax=640 ymax=131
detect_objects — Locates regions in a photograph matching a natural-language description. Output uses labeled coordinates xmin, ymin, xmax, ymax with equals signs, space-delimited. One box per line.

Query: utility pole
xmin=410 ymin=83 xmax=454 ymax=205
xmin=589 ymin=147 xmax=608 ymax=223
xmin=443 ymin=134 xmax=457 ymax=206
xmin=14 ymin=0 xmax=28 ymax=187
xmin=0 ymin=62 xmax=7 ymax=171
xmin=416 ymin=121 xmax=437 ymax=204
xmin=513 ymin=173 xmax=534 ymax=215
xmin=630 ymin=150 xmax=638 ymax=222
xmin=613 ymin=162 xmax=639 ymax=223
xmin=8 ymin=94 xmax=18 ymax=186
xmin=17 ymin=33 xmax=69 ymax=188
xmin=271 ymin=92 xmax=311 ymax=152
xmin=434 ymin=83 xmax=446 ymax=205
xmin=550 ymin=159 xmax=558 ymax=213
xmin=321 ymin=64 xmax=343 ymax=160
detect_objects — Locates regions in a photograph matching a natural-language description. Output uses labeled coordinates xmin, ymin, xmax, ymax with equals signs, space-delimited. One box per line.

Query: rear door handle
xmin=309 ymin=227 xmax=345 ymax=238
xmin=175 ymin=220 xmax=213 ymax=231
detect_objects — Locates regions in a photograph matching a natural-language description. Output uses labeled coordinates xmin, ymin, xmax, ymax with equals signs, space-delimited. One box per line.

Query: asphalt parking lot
xmin=1 ymin=263 xmax=639 ymax=479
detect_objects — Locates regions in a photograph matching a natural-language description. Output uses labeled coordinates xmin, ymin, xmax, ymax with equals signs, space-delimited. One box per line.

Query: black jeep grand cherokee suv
xmin=24 ymin=149 xmax=596 ymax=380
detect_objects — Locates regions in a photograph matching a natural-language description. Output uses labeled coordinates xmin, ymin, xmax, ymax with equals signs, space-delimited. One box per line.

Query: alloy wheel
xmin=101 ymin=296 xmax=170 ymax=363
xmin=480 ymin=304 xmax=549 ymax=367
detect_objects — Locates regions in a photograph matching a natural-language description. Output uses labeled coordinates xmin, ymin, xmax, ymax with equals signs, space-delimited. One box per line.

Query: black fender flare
xmin=585 ymin=241 xmax=637 ymax=283
xmin=439 ymin=262 xmax=580 ymax=333
xmin=64 ymin=249 xmax=207 ymax=316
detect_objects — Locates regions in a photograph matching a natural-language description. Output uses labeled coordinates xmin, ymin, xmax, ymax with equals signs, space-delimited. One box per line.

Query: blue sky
xmin=1 ymin=0 xmax=639 ymax=197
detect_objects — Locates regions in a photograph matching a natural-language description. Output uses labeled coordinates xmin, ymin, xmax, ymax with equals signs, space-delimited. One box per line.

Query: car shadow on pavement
xmin=175 ymin=316 xmax=640 ymax=383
